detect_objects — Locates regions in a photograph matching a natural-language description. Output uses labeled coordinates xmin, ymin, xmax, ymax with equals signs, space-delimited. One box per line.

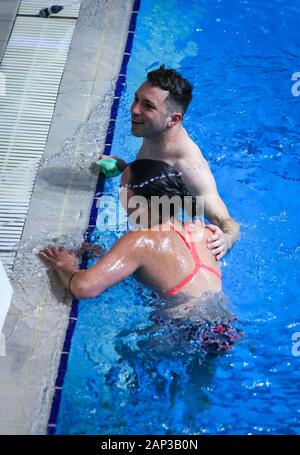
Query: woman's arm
xmin=39 ymin=231 xmax=144 ymax=299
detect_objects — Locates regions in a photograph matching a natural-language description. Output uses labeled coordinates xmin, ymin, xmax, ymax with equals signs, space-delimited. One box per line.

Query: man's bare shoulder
xmin=173 ymin=143 xmax=211 ymax=177
xmin=173 ymin=129 xmax=208 ymax=165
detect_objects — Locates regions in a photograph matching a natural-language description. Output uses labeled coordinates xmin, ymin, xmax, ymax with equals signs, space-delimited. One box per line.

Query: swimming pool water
xmin=54 ymin=0 xmax=300 ymax=434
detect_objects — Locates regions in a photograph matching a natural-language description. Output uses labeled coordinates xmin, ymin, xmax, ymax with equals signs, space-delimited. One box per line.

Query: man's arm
xmin=175 ymin=158 xmax=240 ymax=260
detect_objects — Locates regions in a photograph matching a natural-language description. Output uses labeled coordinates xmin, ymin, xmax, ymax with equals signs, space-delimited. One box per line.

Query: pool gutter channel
xmin=0 ymin=0 xmax=81 ymax=274
xmin=0 ymin=0 xmax=135 ymax=435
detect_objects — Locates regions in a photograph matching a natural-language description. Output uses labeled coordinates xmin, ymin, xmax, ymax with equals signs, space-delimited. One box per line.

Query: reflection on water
xmin=95 ymin=288 xmax=242 ymax=433
xmin=55 ymin=273 xmax=241 ymax=434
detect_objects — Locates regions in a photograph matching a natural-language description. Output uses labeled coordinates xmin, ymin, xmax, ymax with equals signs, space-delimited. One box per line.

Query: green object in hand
xmin=96 ymin=158 xmax=122 ymax=178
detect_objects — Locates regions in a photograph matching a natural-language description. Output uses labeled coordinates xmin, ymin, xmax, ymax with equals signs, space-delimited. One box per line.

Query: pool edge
xmin=46 ymin=0 xmax=142 ymax=436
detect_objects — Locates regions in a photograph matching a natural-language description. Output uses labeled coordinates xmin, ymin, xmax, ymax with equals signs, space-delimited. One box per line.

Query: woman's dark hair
xmin=147 ymin=65 xmax=193 ymax=114
xmin=126 ymin=159 xmax=198 ymax=223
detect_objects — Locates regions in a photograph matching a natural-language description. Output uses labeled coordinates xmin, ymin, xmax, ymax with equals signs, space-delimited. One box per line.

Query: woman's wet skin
xmin=40 ymin=165 xmax=221 ymax=304
xmin=119 ymin=168 xmax=221 ymax=297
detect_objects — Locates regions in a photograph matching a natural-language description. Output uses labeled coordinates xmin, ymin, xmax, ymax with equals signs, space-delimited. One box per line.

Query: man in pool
xmin=99 ymin=65 xmax=239 ymax=261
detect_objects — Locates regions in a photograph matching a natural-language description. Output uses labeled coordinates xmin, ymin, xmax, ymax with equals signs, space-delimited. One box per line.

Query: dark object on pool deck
xmin=39 ymin=5 xmax=64 ymax=18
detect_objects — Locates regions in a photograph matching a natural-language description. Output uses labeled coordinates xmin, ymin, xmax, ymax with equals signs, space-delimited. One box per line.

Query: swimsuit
xmin=167 ymin=223 xmax=222 ymax=296
xmin=150 ymin=316 xmax=242 ymax=352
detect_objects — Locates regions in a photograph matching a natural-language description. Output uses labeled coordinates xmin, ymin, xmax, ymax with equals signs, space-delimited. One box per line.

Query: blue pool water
xmin=54 ymin=0 xmax=300 ymax=434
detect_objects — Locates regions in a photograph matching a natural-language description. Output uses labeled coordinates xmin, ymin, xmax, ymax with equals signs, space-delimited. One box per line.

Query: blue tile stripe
xmin=47 ymin=1 xmax=141 ymax=434
xmin=62 ymin=317 xmax=77 ymax=353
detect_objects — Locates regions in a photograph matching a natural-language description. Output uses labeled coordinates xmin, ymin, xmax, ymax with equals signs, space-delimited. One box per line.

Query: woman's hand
xmin=206 ymin=224 xmax=231 ymax=261
xmin=39 ymin=246 xmax=76 ymax=270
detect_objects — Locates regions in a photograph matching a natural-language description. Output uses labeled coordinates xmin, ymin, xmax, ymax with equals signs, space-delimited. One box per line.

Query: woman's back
xmin=137 ymin=220 xmax=222 ymax=297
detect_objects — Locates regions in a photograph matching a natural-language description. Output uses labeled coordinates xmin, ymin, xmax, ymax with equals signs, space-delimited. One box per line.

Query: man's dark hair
xmin=147 ymin=64 xmax=193 ymax=114
xmin=126 ymin=159 xmax=198 ymax=223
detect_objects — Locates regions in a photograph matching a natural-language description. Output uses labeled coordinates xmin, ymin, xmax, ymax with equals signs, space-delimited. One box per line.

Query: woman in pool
xmin=40 ymin=160 xmax=222 ymax=299
xmin=40 ymin=159 xmax=238 ymax=349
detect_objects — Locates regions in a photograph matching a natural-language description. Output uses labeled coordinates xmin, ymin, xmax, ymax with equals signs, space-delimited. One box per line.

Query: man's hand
xmin=99 ymin=154 xmax=127 ymax=171
xmin=206 ymin=224 xmax=231 ymax=261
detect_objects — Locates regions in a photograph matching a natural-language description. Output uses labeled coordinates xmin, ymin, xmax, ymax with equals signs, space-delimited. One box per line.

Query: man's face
xmin=131 ymin=81 xmax=171 ymax=138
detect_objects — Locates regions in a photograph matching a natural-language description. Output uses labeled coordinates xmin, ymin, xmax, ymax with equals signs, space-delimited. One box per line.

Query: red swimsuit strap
xmin=187 ymin=224 xmax=222 ymax=280
xmin=167 ymin=223 xmax=221 ymax=295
